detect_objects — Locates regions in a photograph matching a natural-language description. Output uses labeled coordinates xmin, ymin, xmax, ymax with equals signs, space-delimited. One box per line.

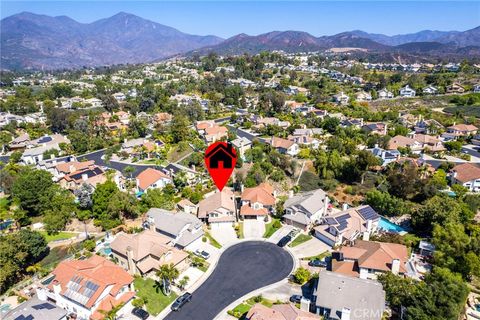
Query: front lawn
xmin=227 ymin=296 xmax=274 ymax=318
xmin=302 ymin=250 xmax=332 ymax=261
xmin=263 ymin=218 xmax=281 ymax=238
xmin=134 ymin=277 xmax=178 ymax=316
xmin=289 ymin=234 xmax=312 ymax=247
xmin=39 ymin=231 xmax=78 ymax=243
xmin=204 ymin=232 xmax=222 ymax=249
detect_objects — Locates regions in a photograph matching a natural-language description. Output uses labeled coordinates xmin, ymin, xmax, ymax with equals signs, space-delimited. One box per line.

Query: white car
xmin=194 ymin=249 xmax=210 ymax=260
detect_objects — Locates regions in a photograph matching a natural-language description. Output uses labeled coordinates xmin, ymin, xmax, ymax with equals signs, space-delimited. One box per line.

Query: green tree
xmin=11 ymin=168 xmax=55 ymax=216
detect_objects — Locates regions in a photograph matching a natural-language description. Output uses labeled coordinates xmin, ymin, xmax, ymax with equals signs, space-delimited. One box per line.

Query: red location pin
xmin=205 ymin=141 xmax=237 ymax=191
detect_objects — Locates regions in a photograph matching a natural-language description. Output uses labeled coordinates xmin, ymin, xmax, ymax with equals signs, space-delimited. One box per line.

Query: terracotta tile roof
xmin=195 ymin=120 xmax=215 ymax=130
xmin=240 ymin=205 xmax=268 ymax=216
xmin=451 ymin=163 xmax=480 ymax=183
xmin=270 ymin=136 xmax=295 ymax=149
xmin=56 ymin=160 xmax=95 ymax=174
xmin=339 ymin=240 xmax=408 ymax=274
xmin=49 ymin=255 xmax=133 ymax=309
xmin=91 ymin=291 xmax=135 ymax=320
xmin=387 ymin=135 xmax=418 ymax=150
xmin=448 ymin=124 xmax=478 ymax=132
xmin=241 ymin=183 xmax=276 ymax=206
xmin=197 ymin=189 xmax=235 ymax=219
xmin=136 ymin=168 xmax=172 ymax=190
xmin=205 ymin=125 xmax=228 ymax=135
xmin=247 ymin=303 xmax=319 ymax=320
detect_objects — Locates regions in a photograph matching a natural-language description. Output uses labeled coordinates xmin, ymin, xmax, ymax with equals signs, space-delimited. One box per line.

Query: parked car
xmin=289 ymin=294 xmax=303 ymax=303
xmin=171 ymin=292 xmax=192 ymax=311
xmin=132 ymin=307 xmax=149 ymax=320
xmin=277 ymin=235 xmax=292 ymax=247
xmin=308 ymin=259 xmax=327 ymax=268
xmin=288 ymin=228 xmax=300 ymax=237
xmin=194 ymin=249 xmax=210 ymax=260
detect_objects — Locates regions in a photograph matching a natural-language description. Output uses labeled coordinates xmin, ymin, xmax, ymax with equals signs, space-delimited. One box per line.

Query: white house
xmin=378 ymin=88 xmax=394 ymax=99
xmin=450 ymin=163 xmax=480 ymax=192
xmin=400 ymin=85 xmax=416 ymax=97
xmin=333 ymin=92 xmax=350 ymax=105
xmin=423 ymin=85 xmax=438 ymax=95
xmin=136 ymin=168 xmax=173 ymax=193
xmin=269 ymin=136 xmax=299 ymax=156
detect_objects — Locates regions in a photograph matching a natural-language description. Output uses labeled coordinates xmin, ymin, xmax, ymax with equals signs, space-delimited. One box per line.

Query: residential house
xmin=110 ymin=230 xmax=189 ymax=277
xmin=446 ymin=83 xmax=465 ymax=94
xmin=450 ymin=163 xmax=480 ymax=192
xmin=283 ymin=189 xmax=330 ymax=230
xmin=58 ymin=165 xmax=107 ymax=191
xmin=377 ymin=88 xmax=394 ymax=99
xmin=332 ymin=240 xmax=408 ymax=280
xmin=314 ymin=271 xmax=385 ymax=320
xmin=423 ymin=85 xmax=439 ymax=95
xmin=355 ymin=91 xmax=372 ymax=102
xmin=115 ymin=111 xmax=130 ymax=125
xmin=414 ymin=119 xmax=443 ymax=134
xmin=246 ymin=303 xmax=319 ymax=320
xmin=387 ymin=135 xmax=423 ymax=154
xmin=121 ymin=138 xmax=159 ymax=159
xmin=8 ymin=133 xmax=30 ymax=150
xmin=341 ymin=118 xmax=364 ymax=129
xmin=367 ymin=145 xmax=401 ymax=166
xmin=400 ymin=85 xmax=416 ymax=97
xmin=314 ymin=205 xmax=380 ymax=247
xmin=362 ymin=123 xmax=388 ymax=136
xmin=54 ymin=160 xmax=96 ymax=181
xmin=37 ymin=255 xmax=135 ymax=320
xmin=443 ymin=124 xmax=478 ymax=140
xmin=474 ymin=84 xmax=480 ymax=93
xmin=269 ymin=137 xmax=299 ymax=156
xmin=409 ymin=133 xmax=445 ymax=152
xmin=197 ymin=189 xmax=236 ymax=226
xmin=136 ymin=168 xmax=173 ymax=193
xmin=163 ymin=163 xmax=200 ymax=185
xmin=4 ymin=296 xmax=67 ymax=320
xmin=195 ymin=120 xmax=216 ymax=134
xmin=333 ymin=92 xmax=350 ymax=105
xmin=285 ymin=86 xmax=309 ymax=96
xmin=240 ymin=183 xmax=276 ymax=221
xmin=231 ymin=136 xmax=252 ymax=159
xmin=112 ymin=92 xmax=127 ymax=102
xmin=146 ymin=208 xmax=204 ymax=250
xmin=153 ymin=112 xmax=173 ymax=125
xmin=177 ymin=199 xmax=197 ymax=215
xmin=204 ymin=125 xmax=228 ymax=143
xmin=21 ymin=134 xmax=70 ymax=165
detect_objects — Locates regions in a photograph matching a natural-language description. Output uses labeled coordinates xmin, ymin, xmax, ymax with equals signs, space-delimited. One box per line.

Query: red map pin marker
xmin=205 ymin=141 xmax=237 ymax=191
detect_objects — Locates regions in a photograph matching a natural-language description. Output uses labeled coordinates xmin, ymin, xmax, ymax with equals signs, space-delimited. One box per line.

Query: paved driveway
xmin=268 ymin=225 xmax=295 ymax=244
xmin=163 ymin=241 xmax=294 ymax=320
xmin=290 ymin=237 xmax=331 ymax=259
xmin=210 ymin=224 xmax=238 ymax=246
xmin=243 ymin=220 xmax=265 ymax=239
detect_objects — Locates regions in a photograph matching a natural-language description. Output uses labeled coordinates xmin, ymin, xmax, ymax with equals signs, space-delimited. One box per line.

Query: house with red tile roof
xmin=246 ymin=303 xmax=319 ymax=320
xmin=136 ymin=168 xmax=173 ymax=193
xmin=204 ymin=125 xmax=228 ymax=143
xmin=269 ymin=136 xmax=299 ymax=156
xmin=450 ymin=163 xmax=480 ymax=192
xmin=37 ymin=255 xmax=134 ymax=320
xmin=443 ymin=123 xmax=478 ymax=140
xmin=332 ymin=240 xmax=409 ymax=280
xmin=58 ymin=165 xmax=107 ymax=191
xmin=240 ymin=183 xmax=276 ymax=220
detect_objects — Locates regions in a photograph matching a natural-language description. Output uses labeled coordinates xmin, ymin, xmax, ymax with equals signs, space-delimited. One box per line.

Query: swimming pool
xmin=99 ymin=244 xmax=112 ymax=256
xmin=0 ymin=304 xmax=11 ymax=314
xmin=378 ymin=217 xmax=408 ymax=233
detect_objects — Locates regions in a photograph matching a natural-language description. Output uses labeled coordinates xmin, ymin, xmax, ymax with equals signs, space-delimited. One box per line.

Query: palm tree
xmin=98 ymin=302 xmax=124 ymax=320
xmin=156 ymin=264 xmax=180 ymax=295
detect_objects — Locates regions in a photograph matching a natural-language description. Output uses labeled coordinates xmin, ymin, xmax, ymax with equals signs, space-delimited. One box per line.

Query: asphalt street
xmin=164 ymin=241 xmax=294 ymax=320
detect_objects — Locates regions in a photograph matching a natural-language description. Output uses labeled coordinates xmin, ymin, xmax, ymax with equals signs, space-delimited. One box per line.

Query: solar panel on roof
xmin=32 ymin=303 xmax=56 ymax=310
xmin=37 ymin=136 xmax=53 ymax=143
xmin=14 ymin=315 xmax=34 ymax=320
xmin=358 ymin=206 xmax=379 ymax=221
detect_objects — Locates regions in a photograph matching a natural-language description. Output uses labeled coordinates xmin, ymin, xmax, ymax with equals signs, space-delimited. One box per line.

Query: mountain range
xmin=1 ymin=12 xmax=479 ymax=70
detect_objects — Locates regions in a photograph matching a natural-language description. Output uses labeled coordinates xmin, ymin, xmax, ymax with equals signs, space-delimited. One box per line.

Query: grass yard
xmin=289 ymin=234 xmax=312 ymax=247
xmin=134 ymin=277 xmax=178 ymax=316
xmin=263 ymin=218 xmax=281 ymax=238
xmin=39 ymin=242 xmax=83 ymax=270
xmin=39 ymin=231 xmax=78 ymax=243
xmin=167 ymin=145 xmax=193 ymax=163
xmin=204 ymin=232 xmax=222 ymax=249
xmin=302 ymin=250 xmax=332 ymax=261
xmin=227 ymin=296 xmax=274 ymax=318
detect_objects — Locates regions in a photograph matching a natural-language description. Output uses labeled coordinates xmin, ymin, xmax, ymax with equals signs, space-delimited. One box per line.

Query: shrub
xmin=293 ymin=267 xmax=311 ymax=284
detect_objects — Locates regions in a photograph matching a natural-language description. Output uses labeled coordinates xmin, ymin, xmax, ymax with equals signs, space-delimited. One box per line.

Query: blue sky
xmin=1 ymin=1 xmax=479 ymax=38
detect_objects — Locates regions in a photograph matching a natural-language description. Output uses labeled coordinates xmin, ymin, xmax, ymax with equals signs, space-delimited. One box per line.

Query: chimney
xmin=36 ymin=287 xmax=47 ymax=301
xmin=69 ymin=165 xmax=76 ymax=173
xmin=50 ymin=154 xmax=55 ymax=160
xmin=289 ymin=190 xmax=294 ymax=198
xmin=341 ymin=307 xmax=351 ymax=320
xmin=82 ymin=174 xmax=88 ymax=182
xmin=300 ymin=297 xmax=311 ymax=312
xmin=392 ymin=258 xmax=400 ymax=275
xmin=126 ymin=246 xmax=135 ymax=275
